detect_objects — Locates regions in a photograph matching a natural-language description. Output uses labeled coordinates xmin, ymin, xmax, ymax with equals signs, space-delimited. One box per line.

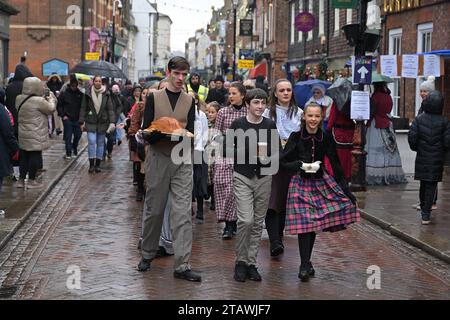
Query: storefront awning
xmin=248 ymin=61 xmax=267 ymax=79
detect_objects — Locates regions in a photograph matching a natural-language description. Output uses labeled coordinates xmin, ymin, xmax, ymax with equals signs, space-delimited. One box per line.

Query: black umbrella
xmin=71 ymin=60 xmax=127 ymax=79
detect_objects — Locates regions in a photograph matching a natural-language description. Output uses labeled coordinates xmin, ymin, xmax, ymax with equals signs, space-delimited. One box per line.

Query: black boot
xmin=95 ymin=159 xmax=101 ymax=173
xmin=298 ymin=233 xmax=315 ymax=282
xmin=266 ymin=209 xmax=284 ymax=256
xmin=222 ymin=222 xmax=232 ymax=240
xmin=89 ymin=159 xmax=95 ymax=173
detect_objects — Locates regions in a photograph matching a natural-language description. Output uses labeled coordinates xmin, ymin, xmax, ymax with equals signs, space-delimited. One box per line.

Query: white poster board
xmin=423 ymin=54 xmax=441 ymax=77
xmin=380 ymin=55 xmax=398 ymax=77
xmin=402 ymin=55 xmax=419 ymax=78
xmin=351 ymin=91 xmax=370 ymax=121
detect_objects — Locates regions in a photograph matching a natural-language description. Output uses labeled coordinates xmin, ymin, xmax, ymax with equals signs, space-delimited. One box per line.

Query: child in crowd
xmin=228 ymin=88 xmax=279 ymax=282
xmin=205 ymin=101 xmax=221 ymax=211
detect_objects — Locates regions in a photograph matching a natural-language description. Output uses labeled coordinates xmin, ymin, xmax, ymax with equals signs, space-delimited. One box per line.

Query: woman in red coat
xmin=326 ymin=102 xmax=354 ymax=182
xmin=365 ymin=82 xmax=406 ymax=185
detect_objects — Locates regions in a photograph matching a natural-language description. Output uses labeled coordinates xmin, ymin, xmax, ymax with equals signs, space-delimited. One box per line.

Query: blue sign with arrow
xmin=353 ymin=56 xmax=372 ymax=85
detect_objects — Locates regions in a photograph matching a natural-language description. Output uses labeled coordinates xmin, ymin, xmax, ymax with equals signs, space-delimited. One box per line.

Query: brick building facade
xmin=287 ymin=0 xmax=357 ymax=82
xmin=380 ymin=0 xmax=450 ymax=119
xmin=8 ymin=0 xmax=131 ymax=79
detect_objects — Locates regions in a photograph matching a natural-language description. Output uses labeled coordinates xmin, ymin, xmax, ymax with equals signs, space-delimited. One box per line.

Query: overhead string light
xmin=157 ymin=1 xmax=213 ymax=14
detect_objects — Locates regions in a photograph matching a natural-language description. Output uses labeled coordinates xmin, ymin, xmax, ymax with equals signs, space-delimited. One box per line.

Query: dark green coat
xmin=80 ymin=87 xmax=115 ymax=134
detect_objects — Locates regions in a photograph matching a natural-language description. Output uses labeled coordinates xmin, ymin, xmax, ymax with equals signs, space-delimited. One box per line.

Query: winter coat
xmin=110 ymin=93 xmax=124 ymax=122
xmin=370 ymin=89 xmax=393 ymax=129
xmin=5 ymin=64 xmax=34 ymax=132
xmin=47 ymin=74 xmax=63 ymax=95
xmin=57 ymin=87 xmax=84 ymax=121
xmin=0 ymin=105 xmax=19 ymax=178
xmin=79 ymin=86 xmax=115 ymax=134
xmin=17 ymin=77 xmax=56 ymax=151
xmin=408 ymin=91 xmax=450 ymax=182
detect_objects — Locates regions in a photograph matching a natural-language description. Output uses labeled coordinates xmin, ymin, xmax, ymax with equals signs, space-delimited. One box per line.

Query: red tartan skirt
xmin=285 ymin=173 xmax=360 ymax=234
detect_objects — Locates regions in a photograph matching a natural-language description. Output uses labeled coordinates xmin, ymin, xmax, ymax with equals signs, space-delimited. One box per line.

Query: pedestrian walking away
xmin=136 ymin=56 xmax=201 ymax=282
xmin=281 ymin=102 xmax=360 ymax=282
xmin=408 ymin=91 xmax=450 ymax=225
xmin=228 ymin=88 xmax=279 ymax=282
xmin=263 ymin=79 xmax=302 ymax=257
xmin=365 ymin=82 xmax=407 ymax=185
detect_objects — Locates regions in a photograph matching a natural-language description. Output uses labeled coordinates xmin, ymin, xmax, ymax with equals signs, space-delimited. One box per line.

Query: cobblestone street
xmin=0 ymin=145 xmax=449 ymax=300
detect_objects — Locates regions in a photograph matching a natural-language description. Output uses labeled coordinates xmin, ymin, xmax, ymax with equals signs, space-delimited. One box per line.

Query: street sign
xmin=353 ymin=56 xmax=372 ymax=85
xmin=238 ymin=49 xmax=255 ymax=69
xmin=332 ymin=0 xmax=357 ymax=9
xmin=295 ymin=12 xmax=315 ymax=32
xmin=42 ymin=58 xmax=69 ymax=77
xmin=240 ymin=19 xmax=253 ymax=36
xmin=85 ymin=52 xmax=100 ymax=61
xmin=238 ymin=60 xmax=255 ymax=69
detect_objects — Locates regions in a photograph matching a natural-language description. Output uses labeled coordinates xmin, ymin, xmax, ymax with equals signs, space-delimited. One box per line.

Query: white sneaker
xmin=432 ymin=204 xmax=438 ymax=210
xmin=0 ymin=209 xmax=5 ymax=216
xmin=27 ymin=180 xmax=43 ymax=189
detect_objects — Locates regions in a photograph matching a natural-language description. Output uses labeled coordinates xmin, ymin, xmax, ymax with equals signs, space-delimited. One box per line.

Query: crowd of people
xmin=0 ymin=56 xmax=449 ymax=284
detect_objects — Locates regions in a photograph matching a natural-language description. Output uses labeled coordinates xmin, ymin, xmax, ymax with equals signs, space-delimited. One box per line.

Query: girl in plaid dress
xmin=281 ymin=103 xmax=360 ymax=282
xmin=214 ymin=83 xmax=247 ymax=239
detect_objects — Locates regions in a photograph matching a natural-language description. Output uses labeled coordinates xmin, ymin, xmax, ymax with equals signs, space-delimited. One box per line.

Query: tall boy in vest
xmin=137 ymin=57 xmax=201 ymax=282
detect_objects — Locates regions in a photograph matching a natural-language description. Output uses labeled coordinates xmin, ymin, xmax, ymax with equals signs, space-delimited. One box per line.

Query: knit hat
xmin=420 ymin=76 xmax=435 ymax=92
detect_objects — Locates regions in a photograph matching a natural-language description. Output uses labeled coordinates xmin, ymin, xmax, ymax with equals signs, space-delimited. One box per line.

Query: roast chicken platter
xmin=144 ymin=117 xmax=194 ymax=138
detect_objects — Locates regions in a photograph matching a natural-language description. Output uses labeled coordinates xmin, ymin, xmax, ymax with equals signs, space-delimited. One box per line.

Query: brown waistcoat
xmin=152 ymin=89 xmax=193 ymax=156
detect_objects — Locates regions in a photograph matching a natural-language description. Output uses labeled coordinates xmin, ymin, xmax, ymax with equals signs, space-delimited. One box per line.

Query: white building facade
xmin=132 ymin=0 xmax=158 ymax=83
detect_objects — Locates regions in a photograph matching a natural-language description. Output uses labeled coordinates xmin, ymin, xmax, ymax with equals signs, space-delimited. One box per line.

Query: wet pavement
xmin=0 ymin=135 xmax=87 ymax=251
xmin=0 ymin=142 xmax=449 ymax=300
xmin=355 ymin=133 xmax=450 ymax=263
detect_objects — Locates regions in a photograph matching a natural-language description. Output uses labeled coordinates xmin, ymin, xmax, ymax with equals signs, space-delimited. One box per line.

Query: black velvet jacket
xmin=281 ymin=128 xmax=347 ymax=187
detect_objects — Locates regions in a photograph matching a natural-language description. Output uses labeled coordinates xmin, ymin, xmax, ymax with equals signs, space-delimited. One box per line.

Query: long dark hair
xmin=268 ymin=79 xmax=298 ymax=122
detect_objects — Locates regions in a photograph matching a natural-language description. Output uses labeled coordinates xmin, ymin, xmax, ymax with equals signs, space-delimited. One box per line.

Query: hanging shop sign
xmin=295 ymin=12 xmax=315 ymax=33
xmin=240 ymin=19 xmax=253 ymax=36
xmin=332 ymin=0 xmax=357 ymax=9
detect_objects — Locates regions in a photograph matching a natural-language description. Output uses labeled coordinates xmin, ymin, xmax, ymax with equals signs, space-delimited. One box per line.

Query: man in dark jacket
xmin=5 ymin=64 xmax=34 ymax=136
xmin=206 ymin=76 xmax=228 ymax=105
xmin=57 ymin=76 xmax=84 ymax=159
xmin=408 ymin=91 xmax=450 ymax=225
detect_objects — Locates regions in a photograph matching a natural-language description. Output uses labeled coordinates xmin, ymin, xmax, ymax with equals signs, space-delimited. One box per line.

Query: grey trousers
xmin=233 ymin=172 xmax=272 ymax=266
xmin=141 ymin=150 xmax=193 ymax=272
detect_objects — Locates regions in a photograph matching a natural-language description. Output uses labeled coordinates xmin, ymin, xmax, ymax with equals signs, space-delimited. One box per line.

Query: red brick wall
xmin=382 ymin=0 xmax=450 ymax=119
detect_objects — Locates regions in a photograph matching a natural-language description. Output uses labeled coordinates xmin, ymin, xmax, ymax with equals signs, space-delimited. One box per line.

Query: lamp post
xmin=232 ymin=0 xmax=239 ymax=81
xmin=110 ymin=0 xmax=123 ymax=64
xmin=351 ymin=0 xmax=370 ymax=192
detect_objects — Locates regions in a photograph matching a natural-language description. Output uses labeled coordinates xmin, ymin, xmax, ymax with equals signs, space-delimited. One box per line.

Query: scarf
xmin=91 ymin=86 xmax=104 ymax=114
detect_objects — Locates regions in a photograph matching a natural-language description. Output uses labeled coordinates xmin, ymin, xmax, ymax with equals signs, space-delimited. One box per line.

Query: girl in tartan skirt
xmin=214 ymin=83 xmax=247 ymax=239
xmin=281 ymin=102 xmax=360 ymax=282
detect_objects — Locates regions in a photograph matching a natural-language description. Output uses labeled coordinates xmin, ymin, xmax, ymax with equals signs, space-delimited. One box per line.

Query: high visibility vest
xmin=187 ymin=84 xmax=209 ymax=102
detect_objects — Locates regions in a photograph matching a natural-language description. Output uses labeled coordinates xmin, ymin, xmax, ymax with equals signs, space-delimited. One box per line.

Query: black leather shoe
xmin=298 ymin=265 xmax=310 ymax=282
xmin=270 ymin=241 xmax=284 ymax=257
xmin=222 ymin=227 xmax=232 ymax=240
xmin=247 ymin=265 xmax=262 ymax=281
xmin=174 ymin=269 xmax=202 ymax=282
xmin=234 ymin=261 xmax=248 ymax=282
xmin=137 ymin=259 xmax=151 ymax=272
xmin=308 ymin=262 xmax=315 ymax=277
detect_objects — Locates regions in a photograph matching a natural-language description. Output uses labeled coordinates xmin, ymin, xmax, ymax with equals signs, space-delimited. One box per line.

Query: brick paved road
xmin=0 ymin=146 xmax=449 ymax=300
